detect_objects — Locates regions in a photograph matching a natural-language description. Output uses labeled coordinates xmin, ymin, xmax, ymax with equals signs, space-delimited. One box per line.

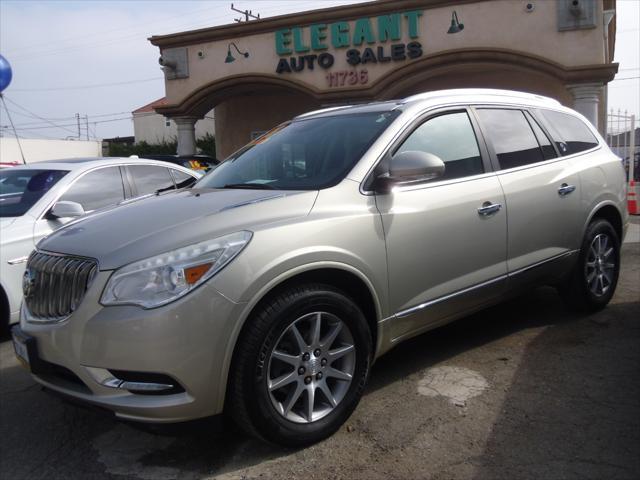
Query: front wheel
xmin=228 ymin=284 xmax=372 ymax=447
xmin=560 ymin=219 xmax=621 ymax=312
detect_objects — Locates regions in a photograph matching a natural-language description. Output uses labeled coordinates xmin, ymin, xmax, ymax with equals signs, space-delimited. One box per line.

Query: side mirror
xmin=375 ymin=151 xmax=445 ymax=192
xmin=50 ymin=201 xmax=85 ymax=219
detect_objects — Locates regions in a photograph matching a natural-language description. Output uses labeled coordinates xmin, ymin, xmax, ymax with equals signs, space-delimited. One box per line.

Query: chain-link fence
xmin=606 ymin=110 xmax=638 ymax=183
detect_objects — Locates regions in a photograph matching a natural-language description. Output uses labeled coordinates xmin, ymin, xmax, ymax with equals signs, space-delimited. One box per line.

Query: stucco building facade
xmin=132 ymin=97 xmax=215 ymax=145
xmin=149 ymin=0 xmax=617 ymax=159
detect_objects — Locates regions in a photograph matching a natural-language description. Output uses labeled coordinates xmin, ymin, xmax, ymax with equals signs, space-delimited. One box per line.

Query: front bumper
xmin=19 ymin=271 xmax=243 ymax=423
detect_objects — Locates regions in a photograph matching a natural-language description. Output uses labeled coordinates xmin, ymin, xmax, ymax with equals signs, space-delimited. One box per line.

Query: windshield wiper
xmin=221 ymin=183 xmax=275 ymax=190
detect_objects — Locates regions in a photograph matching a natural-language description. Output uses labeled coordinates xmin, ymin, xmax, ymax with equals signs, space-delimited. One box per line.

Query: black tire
xmin=228 ymin=283 xmax=372 ymax=447
xmin=559 ymin=219 xmax=621 ymax=312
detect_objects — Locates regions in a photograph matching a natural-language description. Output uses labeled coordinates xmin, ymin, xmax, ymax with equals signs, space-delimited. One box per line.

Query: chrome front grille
xmin=24 ymin=251 xmax=98 ymax=322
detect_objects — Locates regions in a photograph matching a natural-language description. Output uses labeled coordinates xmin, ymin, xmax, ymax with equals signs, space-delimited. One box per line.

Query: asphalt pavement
xmin=1 ymin=232 xmax=638 ymax=480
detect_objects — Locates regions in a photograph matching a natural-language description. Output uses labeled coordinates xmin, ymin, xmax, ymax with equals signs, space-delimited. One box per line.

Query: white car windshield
xmin=0 ymin=169 xmax=69 ymax=217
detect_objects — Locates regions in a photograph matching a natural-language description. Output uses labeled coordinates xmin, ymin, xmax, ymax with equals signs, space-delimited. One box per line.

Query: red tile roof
xmin=132 ymin=97 xmax=167 ymax=114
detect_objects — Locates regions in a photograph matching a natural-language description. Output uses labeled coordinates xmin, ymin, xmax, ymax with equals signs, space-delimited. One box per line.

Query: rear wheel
xmin=560 ymin=219 xmax=620 ymax=312
xmin=228 ymin=284 xmax=372 ymax=446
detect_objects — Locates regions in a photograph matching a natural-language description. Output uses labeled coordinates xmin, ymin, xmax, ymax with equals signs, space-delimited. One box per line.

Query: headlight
xmin=101 ymin=231 xmax=252 ymax=308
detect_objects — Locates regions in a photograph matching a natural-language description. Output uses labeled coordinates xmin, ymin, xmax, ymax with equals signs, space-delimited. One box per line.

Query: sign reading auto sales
xmin=274 ymin=10 xmax=424 ymax=85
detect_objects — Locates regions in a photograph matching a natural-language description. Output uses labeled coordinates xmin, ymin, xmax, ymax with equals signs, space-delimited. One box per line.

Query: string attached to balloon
xmin=0 ymin=54 xmax=26 ymax=164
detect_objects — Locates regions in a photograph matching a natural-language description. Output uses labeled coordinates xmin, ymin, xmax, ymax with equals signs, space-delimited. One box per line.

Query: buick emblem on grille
xmin=22 ymin=269 xmax=36 ymax=299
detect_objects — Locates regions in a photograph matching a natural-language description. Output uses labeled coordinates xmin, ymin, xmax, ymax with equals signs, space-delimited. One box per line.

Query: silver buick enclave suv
xmin=14 ymin=89 xmax=628 ymax=446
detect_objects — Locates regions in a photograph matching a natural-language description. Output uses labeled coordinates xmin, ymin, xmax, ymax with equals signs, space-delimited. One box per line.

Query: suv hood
xmin=39 ymin=188 xmax=318 ymax=270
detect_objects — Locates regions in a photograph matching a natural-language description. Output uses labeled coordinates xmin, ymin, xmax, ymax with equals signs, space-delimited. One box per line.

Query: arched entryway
xmin=156 ymin=49 xmax=615 ymax=159
xmin=156 ymin=75 xmax=322 ymax=158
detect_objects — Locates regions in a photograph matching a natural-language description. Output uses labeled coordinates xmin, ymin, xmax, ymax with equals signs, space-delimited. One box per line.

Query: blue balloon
xmin=0 ymin=55 xmax=12 ymax=93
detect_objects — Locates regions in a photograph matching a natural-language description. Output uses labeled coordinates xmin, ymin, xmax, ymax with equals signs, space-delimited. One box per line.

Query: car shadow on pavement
xmin=471 ymin=298 xmax=640 ymax=480
xmin=366 ymin=285 xmax=579 ymax=395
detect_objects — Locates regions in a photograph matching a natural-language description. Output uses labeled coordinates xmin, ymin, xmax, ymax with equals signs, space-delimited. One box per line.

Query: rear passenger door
xmin=126 ymin=165 xmax=177 ymax=197
xmin=473 ymin=107 xmax=582 ymax=282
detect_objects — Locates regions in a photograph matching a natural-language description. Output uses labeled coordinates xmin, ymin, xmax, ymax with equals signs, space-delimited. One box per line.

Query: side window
xmin=539 ymin=109 xmax=599 ymax=155
xmin=59 ymin=167 xmax=125 ymax=212
xmin=171 ymin=169 xmax=197 ymax=189
xmin=128 ymin=165 xmax=175 ymax=196
xmin=395 ymin=111 xmax=484 ymax=181
xmin=525 ymin=111 xmax=557 ymax=160
xmin=476 ymin=109 xmax=545 ymax=170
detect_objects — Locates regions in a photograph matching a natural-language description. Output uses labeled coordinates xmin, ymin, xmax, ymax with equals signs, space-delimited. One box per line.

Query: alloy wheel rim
xmin=266 ymin=311 xmax=356 ymax=424
xmin=585 ymin=233 xmax=616 ymax=297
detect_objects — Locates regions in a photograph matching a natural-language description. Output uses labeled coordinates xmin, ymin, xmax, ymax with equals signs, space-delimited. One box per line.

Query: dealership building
xmin=149 ymin=0 xmax=618 ymax=159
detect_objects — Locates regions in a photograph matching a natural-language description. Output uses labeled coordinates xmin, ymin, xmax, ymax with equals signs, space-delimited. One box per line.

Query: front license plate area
xmin=11 ymin=327 xmax=41 ymax=372
xmin=12 ymin=331 xmax=30 ymax=369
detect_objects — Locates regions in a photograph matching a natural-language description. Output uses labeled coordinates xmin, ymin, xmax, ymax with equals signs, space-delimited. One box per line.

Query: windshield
xmin=196 ymin=111 xmax=399 ymax=190
xmin=0 ymin=169 xmax=69 ymax=217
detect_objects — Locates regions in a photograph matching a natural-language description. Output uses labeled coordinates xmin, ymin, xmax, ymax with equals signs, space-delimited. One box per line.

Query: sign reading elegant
xmin=274 ymin=10 xmax=424 ymax=78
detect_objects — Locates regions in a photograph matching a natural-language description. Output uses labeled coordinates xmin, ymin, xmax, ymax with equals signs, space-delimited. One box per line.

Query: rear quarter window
xmin=539 ymin=109 xmax=599 ymax=155
xmin=475 ymin=109 xmax=546 ymax=169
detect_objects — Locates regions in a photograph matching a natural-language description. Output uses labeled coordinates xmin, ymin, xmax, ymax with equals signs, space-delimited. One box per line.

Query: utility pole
xmin=84 ymin=115 xmax=89 ymax=140
xmin=75 ymin=113 xmax=81 ymax=139
xmin=230 ymin=3 xmax=260 ymax=22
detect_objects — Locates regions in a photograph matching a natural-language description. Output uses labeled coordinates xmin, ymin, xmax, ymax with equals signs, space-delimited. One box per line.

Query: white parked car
xmin=0 ymin=158 xmax=200 ymax=332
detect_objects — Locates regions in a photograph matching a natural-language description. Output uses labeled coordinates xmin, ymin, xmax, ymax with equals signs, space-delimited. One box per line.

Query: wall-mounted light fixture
xmin=225 ymin=43 xmax=249 ymax=63
xmin=447 ymin=11 xmax=464 ymax=34
xmin=158 ymin=56 xmax=177 ymax=70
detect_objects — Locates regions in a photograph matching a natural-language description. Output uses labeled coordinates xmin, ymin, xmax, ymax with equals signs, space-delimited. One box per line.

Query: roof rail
xmin=295 ymin=105 xmax=352 ymax=119
xmin=402 ymin=89 xmax=561 ymax=106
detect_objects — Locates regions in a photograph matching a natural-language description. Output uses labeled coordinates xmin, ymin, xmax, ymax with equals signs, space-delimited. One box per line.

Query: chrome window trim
xmin=34 ymin=162 xmax=198 ymax=223
xmin=389 ymin=170 xmax=499 ymax=194
xmin=470 ymin=105 xmax=602 ymax=175
xmin=358 ymin=101 xmax=603 ymax=196
xmin=492 ymin=144 xmax=602 ymax=177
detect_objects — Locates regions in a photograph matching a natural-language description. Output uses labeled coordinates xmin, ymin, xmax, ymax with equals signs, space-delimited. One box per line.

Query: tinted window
xmin=0 ymin=169 xmax=68 ymax=217
xmin=196 ymin=111 xmax=400 ymax=190
xmin=525 ymin=111 xmax=556 ymax=160
xmin=171 ymin=169 xmax=197 ymax=189
xmin=396 ymin=112 xmax=483 ymax=180
xmin=129 ymin=165 xmax=175 ymax=196
xmin=60 ymin=167 xmax=124 ymax=211
xmin=477 ymin=109 xmax=545 ymax=169
xmin=540 ymin=109 xmax=599 ymax=155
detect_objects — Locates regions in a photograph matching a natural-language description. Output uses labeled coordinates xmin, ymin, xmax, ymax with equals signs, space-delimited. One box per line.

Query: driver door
xmin=375 ymin=109 xmax=508 ymax=342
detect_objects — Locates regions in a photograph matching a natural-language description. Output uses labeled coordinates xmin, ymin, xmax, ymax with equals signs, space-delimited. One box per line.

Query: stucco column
xmin=566 ymin=83 xmax=603 ymax=130
xmin=174 ymin=117 xmax=198 ymax=156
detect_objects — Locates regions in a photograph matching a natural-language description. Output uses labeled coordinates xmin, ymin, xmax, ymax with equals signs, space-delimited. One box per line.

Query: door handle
xmin=558 ymin=183 xmax=576 ymax=196
xmin=477 ymin=201 xmax=502 ymax=216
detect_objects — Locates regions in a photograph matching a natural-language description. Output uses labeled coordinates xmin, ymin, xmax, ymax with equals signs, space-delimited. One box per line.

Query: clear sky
xmin=0 ymin=0 xmax=638 ymax=141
